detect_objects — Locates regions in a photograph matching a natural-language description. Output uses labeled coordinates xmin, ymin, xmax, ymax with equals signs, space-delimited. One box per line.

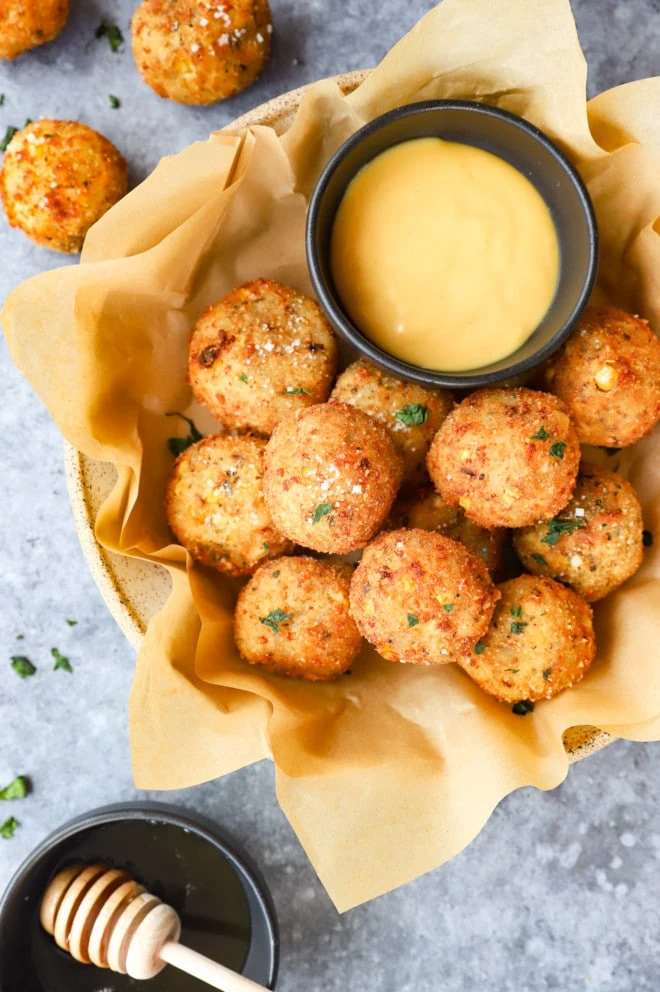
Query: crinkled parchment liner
xmin=3 ymin=0 xmax=660 ymax=912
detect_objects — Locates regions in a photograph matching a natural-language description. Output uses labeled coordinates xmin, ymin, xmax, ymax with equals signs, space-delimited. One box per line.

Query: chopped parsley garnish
xmin=541 ymin=517 xmax=587 ymax=546
xmin=52 ymin=648 xmax=73 ymax=673
xmin=407 ymin=613 xmax=419 ymax=627
xmin=531 ymin=427 xmax=550 ymax=440
xmin=16 ymin=634 xmax=24 ymax=641
xmin=395 ymin=403 xmax=428 ymax=426
xmin=10 ymin=656 xmax=36 ymax=679
xmin=0 ymin=776 xmax=28 ymax=800
xmin=109 ymin=94 xmax=120 ymax=109
xmin=474 ymin=640 xmax=487 ymax=655
xmin=442 ymin=603 xmax=454 ymax=612
xmin=239 ymin=372 xmax=248 ymax=384
xmin=512 ymin=700 xmax=535 ymax=716
xmin=531 ymin=553 xmax=548 ymax=568
xmin=0 ymin=95 xmax=4 ymax=107
xmin=284 ymin=387 xmax=311 ymax=395
xmin=542 ymin=668 xmax=553 ymax=681
xmin=510 ymin=621 xmax=528 ymax=635
xmin=166 ymin=412 xmax=203 ymax=456
xmin=312 ymin=502 xmax=333 ymax=524
xmin=263 ymin=541 xmax=270 ymax=551
xmin=549 ymin=441 xmax=567 ymax=459
xmin=0 ymin=126 xmax=17 ymax=152
xmin=510 ymin=605 xmax=523 ymax=618
xmin=96 ymin=19 xmax=124 ymax=52
xmin=505 ymin=668 xmax=520 ymax=674
xmin=643 ymin=530 xmax=653 ymax=548
xmin=24 ymin=117 xmax=32 ymax=127
xmin=259 ymin=609 xmax=292 ymax=634
xmin=0 ymin=817 xmax=18 ymax=839
xmin=66 ymin=619 xmax=78 ymax=627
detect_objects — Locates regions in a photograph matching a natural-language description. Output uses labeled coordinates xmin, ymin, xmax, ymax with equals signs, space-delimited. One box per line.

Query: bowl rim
xmin=0 ymin=800 xmax=279 ymax=990
xmin=306 ymin=97 xmax=600 ymax=389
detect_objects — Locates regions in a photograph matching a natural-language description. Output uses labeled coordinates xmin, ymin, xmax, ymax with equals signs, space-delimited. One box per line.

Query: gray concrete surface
xmin=1 ymin=2 xmax=660 ymax=990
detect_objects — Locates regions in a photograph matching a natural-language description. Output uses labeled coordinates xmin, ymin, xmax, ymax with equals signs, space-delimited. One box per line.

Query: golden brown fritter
xmin=388 ymin=486 xmax=507 ymax=574
xmin=426 ymin=387 xmax=580 ymax=529
xmin=189 ymin=279 xmax=338 ymax=436
xmin=235 ymin=556 xmax=361 ymax=681
xmin=264 ymin=403 xmax=403 ymax=555
xmin=459 ymin=575 xmax=596 ymax=704
xmin=542 ymin=307 xmax=660 ymax=448
xmin=0 ymin=0 xmax=69 ymax=59
xmin=349 ymin=528 xmax=499 ymax=666
xmin=0 ymin=119 xmax=127 ymax=253
xmin=166 ymin=434 xmax=293 ymax=575
xmin=330 ymin=360 xmax=453 ymax=488
xmin=132 ymin=0 xmax=272 ymax=105
xmin=513 ymin=462 xmax=644 ymax=602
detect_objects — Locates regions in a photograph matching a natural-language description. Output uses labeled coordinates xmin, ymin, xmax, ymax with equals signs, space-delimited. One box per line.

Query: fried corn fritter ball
xmin=0 ymin=120 xmax=127 ymax=254
xmin=235 ymin=557 xmax=362 ymax=681
xmin=264 ymin=404 xmax=403 ymax=554
xmin=513 ymin=462 xmax=644 ymax=602
xmin=189 ymin=280 xmax=338 ymax=436
xmin=166 ymin=434 xmax=293 ymax=575
xmin=427 ymin=387 xmax=580 ymax=529
xmin=459 ymin=575 xmax=596 ymax=703
xmin=329 ymin=360 xmax=453 ymax=488
xmin=542 ymin=307 xmax=660 ymax=448
xmin=388 ymin=487 xmax=507 ymax=574
xmin=132 ymin=0 xmax=272 ymax=105
xmin=349 ymin=529 xmax=499 ymax=666
xmin=0 ymin=0 xmax=69 ymax=59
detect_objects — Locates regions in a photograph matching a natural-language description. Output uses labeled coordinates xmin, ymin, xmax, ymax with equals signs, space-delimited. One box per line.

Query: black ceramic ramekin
xmin=0 ymin=802 xmax=279 ymax=992
xmin=306 ymin=100 xmax=599 ymax=389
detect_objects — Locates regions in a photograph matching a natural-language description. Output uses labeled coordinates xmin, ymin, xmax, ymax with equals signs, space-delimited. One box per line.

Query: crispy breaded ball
xmin=388 ymin=486 xmax=507 ymax=574
xmin=166 ymin=434 xmax=293 ymax=575
xmin=427 ymin=387 xmax=580 ymax=529
xmin=235 ymin=556 xmax=361 ymax=681
xmin=264 ymin=404 xmax=403 ymax=554
xmin=542 ymin=307 xmax=660 ymax=448
xmin=0 ymin=0 xmax=69 ymax=59
xmin=513 ymin=462 xmax=644 ymax=602
xmin=459 ymin=575 xmax=596 ymax=703
xmin=132 ymin=0 xmax=272 ymax=105
xmin=189 ymin=279 xmax=338 ymax=436
xmin=349 ymin=529 xmax=498 ymax=666
xmin=0 ymin=120 xmax=127 ymax=254
xmin=329 ymin=360 xmax=453 ymax=488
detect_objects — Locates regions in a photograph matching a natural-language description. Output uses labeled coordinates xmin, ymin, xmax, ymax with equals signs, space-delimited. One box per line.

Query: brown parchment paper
xmin=3 ymin=0 xmax=660 ymax=912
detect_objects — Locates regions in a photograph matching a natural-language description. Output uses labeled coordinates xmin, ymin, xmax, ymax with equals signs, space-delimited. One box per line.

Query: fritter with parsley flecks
xmin=0 ymin=0 xmax=69 ymax=59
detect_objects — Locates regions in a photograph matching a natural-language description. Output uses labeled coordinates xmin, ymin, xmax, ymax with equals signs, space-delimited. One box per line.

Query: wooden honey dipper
xmin=40 ymin=862 xmax=270 ymax=991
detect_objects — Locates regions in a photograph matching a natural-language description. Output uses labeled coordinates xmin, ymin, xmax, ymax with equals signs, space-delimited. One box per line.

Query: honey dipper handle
xmin=159 ymin=941 xmax=270 ymax=992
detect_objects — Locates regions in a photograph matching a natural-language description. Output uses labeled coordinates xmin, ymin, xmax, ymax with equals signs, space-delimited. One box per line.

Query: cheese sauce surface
xmin=330 ymin=137 xmax=560 ymax=372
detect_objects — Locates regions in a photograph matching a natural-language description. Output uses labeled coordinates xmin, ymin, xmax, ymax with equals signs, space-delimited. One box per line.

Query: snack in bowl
xmin=263 ymin=403 xmax=403 ymax=554
xmin=235 ymin=556 xmax=361 ymax=681
xmin=188 ymin=279 xmax=338 ymax=436
xmin=329 ymin=359 xmax=453 ymax=488
xmin=131 ymin=0 xmax=273 ymax=105
xmin=459 ymin=574 xmax=596 ymax=705
xmin=0 ymin=0 xmax=69 ymax=59
xmin=541 ymin=306 xmax=660 ymax=448
xmin=426 ymin=387 xmax=580 ymax=528
xmin=513 ymin=461 xmax=644 ymax=602
xmin=349 ymin=528 xmax=499 ymax=665
xmin=387 ymin=486 xmax=507 ymax=575
xmin=0 ymin=120 xmax=127 ymax=254
xmin=166 ymin=434 xmax=293 ymax=575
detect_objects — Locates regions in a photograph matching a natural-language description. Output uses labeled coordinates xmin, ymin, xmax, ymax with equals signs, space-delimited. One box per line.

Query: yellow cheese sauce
xmin=330 ymin=137 xmax=560 ymax=372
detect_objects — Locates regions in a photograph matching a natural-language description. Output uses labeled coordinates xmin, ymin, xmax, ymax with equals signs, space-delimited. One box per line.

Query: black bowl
xmin=306 ymin=100 xmax=599 ymax=389
xmin=0 ymin=802 xmax=278 ymax=992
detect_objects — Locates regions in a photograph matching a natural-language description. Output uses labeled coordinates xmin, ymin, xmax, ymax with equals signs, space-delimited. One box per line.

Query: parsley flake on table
xmin=395 ymin=403 xmax=428 ymax=426
xmin=549 ymin=441 xmax=567 ymax=459
xmin=0 ymin=125 xmax=17 ymax=152
xmin=0 ymin=775 xmax=28 ymax=800
xmin=312 ymin=502 xmax=333 ymax=524
xmin=541 ymin=517 xmax=587 ymax=546
xmin=166 ymin=412 xmax=203 ymax=456
xmin=512 ymin=700 xmax=535 ymax=716
xmin=0 ymin=95 xmax=4 ymax=107
xmin=0 ymin=817 xmax=18 ymax=839
xmin=10 ymin=656 xmax=36 ymax=679
xmin=531 ymin=553 xmax=548 ymax=567
xmin=643 ymin=530 xmax=654 ymax=547
xmin=284 ymin=387 xmax=311 ymax=395
xmin=510 ymin=605 xmax=522 ymax=618
xmin=259 ymin=609 xmax=292 ymax=634
xmin=16 ymin=634 xmax=24 ymax=640
xmin=109 ymin=94 xmax=121 ymax=109
xmin=510 ymin=621 xmax=528 ymax=635
xmin=531 ymin=427 xmax=550 ymax=440
xmin=96 ymin=19 xmax=124 ymax=52
xmin=52 ymin=647 xmax=73 ymax=673
xmin=474 ymin=640 xmax=487 ymax=655
xmin=407 ymin=613 xmax=419 ymax=627
xmin=66 ymin=619 xmax=78 ymax=627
